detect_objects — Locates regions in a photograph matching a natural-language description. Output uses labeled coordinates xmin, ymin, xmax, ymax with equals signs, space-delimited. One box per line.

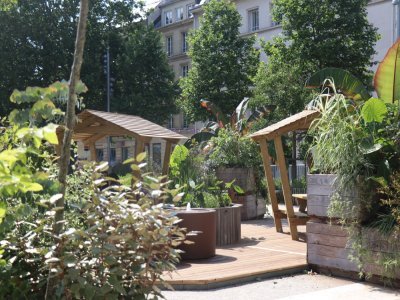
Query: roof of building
xmin=70 ymin=109 xmax=187 ymax=143
xmin=249 ymin=109 xmax=320 ymax=141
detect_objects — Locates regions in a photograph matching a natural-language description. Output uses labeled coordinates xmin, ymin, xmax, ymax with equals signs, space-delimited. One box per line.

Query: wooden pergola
xmin=57 ymin=109 xmax=187 ymax=175
xmin=249 ymin=109 xmax=320 ymax=240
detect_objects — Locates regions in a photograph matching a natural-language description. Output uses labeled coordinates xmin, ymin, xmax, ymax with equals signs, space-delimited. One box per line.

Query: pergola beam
xmin=259 ymin=139 xmax=283 ymax=233
xmin=82 ymin=133 xmax=107 ymax=146
xmin=274 ymin=136 xmax=299 ymax=240
xmin=162 ymin=140 xmax=173 ymax=175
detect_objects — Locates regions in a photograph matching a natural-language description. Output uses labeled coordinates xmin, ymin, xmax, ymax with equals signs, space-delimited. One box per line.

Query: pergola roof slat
xmin=72 ymin=109 xmax=187 ymax=142
xmin=249 ymin=109 xmax=320 ymax=141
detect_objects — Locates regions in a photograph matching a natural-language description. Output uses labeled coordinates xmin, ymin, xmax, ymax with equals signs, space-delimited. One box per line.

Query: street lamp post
xmin=393 ymin=0 xmax=400 ymax=38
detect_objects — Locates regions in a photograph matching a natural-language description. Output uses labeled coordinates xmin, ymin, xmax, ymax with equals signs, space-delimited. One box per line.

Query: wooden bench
xmin=292 ymin=193 xmax=307 ymax=213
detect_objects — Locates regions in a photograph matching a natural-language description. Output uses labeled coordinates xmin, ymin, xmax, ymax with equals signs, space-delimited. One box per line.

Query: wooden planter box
xmin=307 ymin=174 xmax=378 ymax=222
xmin=307 ymin=220 xmax=400 ymax=282
xmin=229 ymin=194 xmax=266 ymax=220
xmin=217 ymin=167 xmax=266 ymax=220
xmin=307 ymin=174 xmax=336 ymax=217
xmin=215 ymin=204 xmax=242 ymax=246
xmin=216 ymin=167 xmax=256 ymax=192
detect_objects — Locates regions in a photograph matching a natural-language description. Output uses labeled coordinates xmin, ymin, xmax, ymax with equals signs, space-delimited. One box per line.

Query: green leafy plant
xmin=307 ymin=39 xmax=400 ymax=282
xmin=207 ymin=128 xmax=261 ymax=169
xmin=186 ymin=97 xmax=275 ymax=147
xmin=0 ymin=156 xmax=187 ymax=299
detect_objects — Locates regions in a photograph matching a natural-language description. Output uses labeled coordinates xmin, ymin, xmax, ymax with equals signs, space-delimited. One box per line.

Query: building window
xmin=152 ymin=143 xmax=162 ymax=167
xmin=187 ymin=3 xmax=194 ymax=18
xmin=183 ymin=114 xmax=189 ymax=129
xmin=96 ymin=148 xmax=104 ymax=162
xmin=122 ymin=147 xmax=129 ymax=161
xmin=176 ymin=7 xmax=184 ymax=21
xmin=110 ymin=148 xmax=116 ymax=164
xmin=249 ymin=8 xmax=259 ymax=32
xmin=181 ymin=64 xmax=189 ymax=77
xmin=182 ymin=32 xmax=188 ymax=53
xmin=165 ymin=10 xmax=173 ymax=25
xmin=166 ymin=36 xmax=173 ymax=57
xmin=167 ymin=114 xmax=174 ymax=129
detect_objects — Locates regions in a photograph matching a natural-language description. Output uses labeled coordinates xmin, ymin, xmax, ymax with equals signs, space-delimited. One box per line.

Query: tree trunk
xmin=45 ymin=0 xmax=89 ymax=298
xmin=291 ymin=131 xmax=297 ymax=182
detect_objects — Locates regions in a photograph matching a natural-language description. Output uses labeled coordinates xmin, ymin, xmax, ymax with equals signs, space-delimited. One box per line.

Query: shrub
xmin=0 ymin=161 xmax=186 ymax=299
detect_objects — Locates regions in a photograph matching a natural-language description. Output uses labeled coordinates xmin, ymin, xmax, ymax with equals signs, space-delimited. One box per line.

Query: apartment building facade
xmin=153 ymin=0 xmax=396 ymax=131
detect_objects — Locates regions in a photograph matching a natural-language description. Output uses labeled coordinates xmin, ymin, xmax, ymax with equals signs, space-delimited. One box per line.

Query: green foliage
xmin=0 ymin=0 xmax=15 ymax=11
xmin=374 ymin=38 xmax=400 ymax=103
xmin=0 ymin=83 xmax=186 ymax=298
xmin=179 ymin=0 xmax=259 ymax=121
xmin=188 ymin=98 xmax=274 ymax=149
xmin=208 ymin=128 xmax=261 ymax=169
xmin=272 ymin=0 xmax=378 ymax=86
xmin=306 ymin=67 xmax=371 ymax=101
xmin=114 ymin=23 xmax=177 ymax=124
xmin=252 ymin=42 xmax=313 ymax=121
xmin=361 ymin=97 xmax=387 ymax=123
xmin=375 ymin=172 xmax=400 ymax=234
xmin=203 ymin=192 xmax=231 ymax=209
xmin=0 ymin=0 xmax=148 ymax=116
xmin=168 ymin=144 xmax=236 ymax=208
xmin=0 ymin=162 xmax=186 ymax=299
xmin=309 ymin=77 xmax=400 ymax=281
xmin=253 ymin=0 xmax=378 ymax=120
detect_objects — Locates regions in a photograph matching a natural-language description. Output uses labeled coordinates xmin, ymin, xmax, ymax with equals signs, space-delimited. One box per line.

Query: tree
xmin=252 ymin=0 xmax=379 ymax=178
xmin=272 ymin=0 xmax=379 ymax=85
xmin=46 ymin=0 xmax=89 ymax=297
xmin=179 ymin=0 xmax=259 ymax=122
xmin=113 ymin=24 xmax=177 ymax=125
xmin=0 ymin=0 xmax=143 ymax=116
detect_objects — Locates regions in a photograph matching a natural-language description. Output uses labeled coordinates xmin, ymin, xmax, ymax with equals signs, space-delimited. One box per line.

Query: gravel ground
xmin=161 ymin=273 xmax=399 ymax=300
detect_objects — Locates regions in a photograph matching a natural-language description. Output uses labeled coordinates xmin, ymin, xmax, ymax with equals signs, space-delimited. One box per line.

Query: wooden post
xmin=162 ymin=140 xmax=172 ymax=175
xmin=274 ymin=135 xmax=298 ymax=240
xmin=135 ymin=138 xmax=145 ymax=156
xmin=259 ymin=139 xmax=283 ymax=232
xmin=89 ymin=142 xmax=97 ymax=162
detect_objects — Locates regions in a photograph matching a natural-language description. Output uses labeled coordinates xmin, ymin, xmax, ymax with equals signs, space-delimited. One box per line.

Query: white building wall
xmin=367 ymin=0 xmax=396 ymax=71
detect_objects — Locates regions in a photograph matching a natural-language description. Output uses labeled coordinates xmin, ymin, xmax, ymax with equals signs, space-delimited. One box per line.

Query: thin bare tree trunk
xmin=45 ymin=0 xmax=89 ymax=298
xmin=291 ymin=131 xmax=297 ymax=183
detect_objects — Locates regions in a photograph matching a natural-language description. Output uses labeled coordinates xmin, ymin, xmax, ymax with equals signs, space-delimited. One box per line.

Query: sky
xmin=144 ymin=0 xmax=160 ymax=10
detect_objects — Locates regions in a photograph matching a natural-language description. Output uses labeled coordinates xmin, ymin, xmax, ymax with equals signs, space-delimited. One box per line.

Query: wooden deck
xmin=163 ymin=217 xmax=307 ymax=289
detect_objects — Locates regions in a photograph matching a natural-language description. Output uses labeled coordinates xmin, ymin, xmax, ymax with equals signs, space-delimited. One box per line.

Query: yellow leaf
xmin=136 ymin=152 xmax=147 ymax=162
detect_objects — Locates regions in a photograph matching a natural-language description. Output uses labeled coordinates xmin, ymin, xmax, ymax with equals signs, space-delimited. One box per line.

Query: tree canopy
xmin=113 ymin=24 xmax=177 ymax=124
xmin=179 ymin=0 xmax=259 ymax=122
xmin=0 ymin=0 xmax=176 ymax=124
xmin=252 ymin=0 xmax=379 ymax=118
xmin=274 ymin=0 xmax=378 ymax=85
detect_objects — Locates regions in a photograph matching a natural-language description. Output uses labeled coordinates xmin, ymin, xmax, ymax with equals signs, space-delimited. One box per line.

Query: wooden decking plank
xmin=163 ymin=218 xmax=307 ymax=287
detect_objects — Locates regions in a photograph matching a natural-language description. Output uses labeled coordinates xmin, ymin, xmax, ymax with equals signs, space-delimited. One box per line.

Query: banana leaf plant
xmin=305 ymin=67 xmax=370 ymax=101
xmin=306 ymin=38 xmax=400 ymax=104
xmin=306 ymin=38 xmax=400 ymax=186
xmin=185 ymin=98 xmax=275 ymax=148
xmin=374 ymin=39 xmax=400 ymax=103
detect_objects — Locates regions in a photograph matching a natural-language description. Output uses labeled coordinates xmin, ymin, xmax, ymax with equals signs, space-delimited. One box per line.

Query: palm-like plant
xmin=185 ymin=98 xmax=275 ymax=147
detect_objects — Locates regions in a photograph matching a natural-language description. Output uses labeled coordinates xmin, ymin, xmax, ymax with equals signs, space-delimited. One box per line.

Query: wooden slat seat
xmin=292 ymin=193 xmax=307 ymax=213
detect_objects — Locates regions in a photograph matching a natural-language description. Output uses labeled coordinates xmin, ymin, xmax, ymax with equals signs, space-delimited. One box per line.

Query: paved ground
xmin=162 ymin=273 xmax=400 ymax=300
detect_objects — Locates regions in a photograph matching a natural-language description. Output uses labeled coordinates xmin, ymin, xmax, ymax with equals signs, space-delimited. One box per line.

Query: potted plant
xmin=305 ymin=40 xmax=400 ymax=282
xmin=185 ymin=98 xmax=275 ymax=220
xmin=168 ymin=144 xmax=242 ymax=252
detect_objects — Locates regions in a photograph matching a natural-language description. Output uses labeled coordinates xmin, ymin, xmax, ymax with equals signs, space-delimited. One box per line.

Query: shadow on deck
xmin=163 ymin=217 xmax=308 ymax=290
